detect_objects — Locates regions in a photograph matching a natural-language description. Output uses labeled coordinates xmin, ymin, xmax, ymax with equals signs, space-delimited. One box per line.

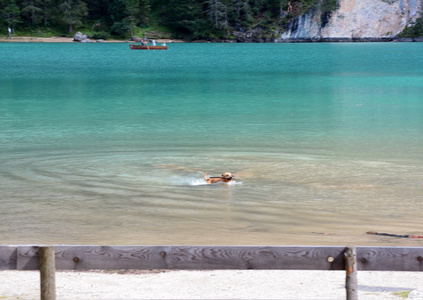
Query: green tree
xmin=21 ymin=0 xmax=43 ymax=26
xmin=320 ymin=0 xmax=339 ymax=26
xmin=85 ymin=0 xmax=120 ymax=28
xmin=230 ymin=0 xmax=253 ymax=27
xmin=2 ymin=0 xmax=21 ymax=29
xmin=138 ymin=0 xmax=150 ymax=25
xmin=39 ymin=0 xmax=54 ymax=26
xmin=265 ymin=0 xmax=288 ymax=18
xmin=399 ymin=1 xmax=423 ymax=38
xmin=162 ymin=0 xmax=208 ymax=39
xmin=205 ymin=0 xmax=228 ymax=30
xmin=123 ymin=0 xmax=140 ymax=36
xmin=107 ymin=0 xmax=126 ymax=26
xmin=320 ymin=0 xmax=339 ymax=12
xmin=59 ymin=0 xmax=88 ymax=33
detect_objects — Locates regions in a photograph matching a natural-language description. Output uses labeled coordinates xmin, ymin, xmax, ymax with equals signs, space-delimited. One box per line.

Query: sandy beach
xmin=1 ymin=269 xmax=423 ymax=299
xmin=0 ymin=36 xmax=85 ymax=43
xmin=0 ymin=36 xmax=180 ymax=43
xmin=0 ymin=36 xmax=128 ymax=43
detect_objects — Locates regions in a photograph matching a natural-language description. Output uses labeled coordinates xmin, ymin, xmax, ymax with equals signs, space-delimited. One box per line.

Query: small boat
xmin=129 ymin=44 xmax=168 ymax=50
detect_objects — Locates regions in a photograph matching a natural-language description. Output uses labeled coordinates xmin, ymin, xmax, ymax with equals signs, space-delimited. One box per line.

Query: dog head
xmin=221 ymin=172 xmax=234 ymax=180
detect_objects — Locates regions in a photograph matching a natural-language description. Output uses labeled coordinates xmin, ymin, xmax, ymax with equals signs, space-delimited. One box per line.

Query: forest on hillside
xmin=2 ymin=0 xmax=422 ymax=40
xmin=0 ymin=0 xmax=340 ymax=40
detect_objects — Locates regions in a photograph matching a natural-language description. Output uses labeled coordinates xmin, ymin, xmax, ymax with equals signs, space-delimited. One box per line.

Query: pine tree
xmin=21 ymin=0 xmax=43 ymax=26
xmin=123 ymin=0 xmax=140 ymax=36
xmin=59 ymin=0 xmax=88 ymax=33
xmin=39 ymin=0 xmax=54 ymax=26
xmin=230 ymin=0 xmax=253 ymax=28
xmin=205 ymin=0 xmax=228 ymax=30
xmin=2 ymin=0 xmax=21 ymax=29
xmin=163 ymin=0 xmax=207 ymax=38
xmin=138 ymin=0 xmax=150 ymax=25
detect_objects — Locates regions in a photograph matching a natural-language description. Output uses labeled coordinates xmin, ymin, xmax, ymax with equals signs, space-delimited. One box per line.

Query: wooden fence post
xmin=345 ymin=246 xmax=358 ymax=300
xmin=39 ymin=246 xmax=56 ymax=300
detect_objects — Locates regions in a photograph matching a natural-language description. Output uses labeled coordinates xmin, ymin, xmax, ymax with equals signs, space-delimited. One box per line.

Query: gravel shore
xmin=1 ymin=270 xmax=423 ymax=299
xmin=0 ymin=36 xmax=75 ymax=42
xmin=0 ymin=36 xmax=182 ymax=43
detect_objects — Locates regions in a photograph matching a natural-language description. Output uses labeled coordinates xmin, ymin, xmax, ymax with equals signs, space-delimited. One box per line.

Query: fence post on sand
xmin=345 ymin=246 xmax=358 ymax=300
xmin=39 ymin=246 xmax=56 ymax=300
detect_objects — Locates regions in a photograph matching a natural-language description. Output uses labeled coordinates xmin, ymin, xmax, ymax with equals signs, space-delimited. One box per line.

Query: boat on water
xmin=129 ymin=44 xmax=168 ymax=50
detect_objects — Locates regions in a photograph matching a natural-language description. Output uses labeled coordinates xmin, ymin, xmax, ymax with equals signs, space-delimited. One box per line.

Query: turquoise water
xmin=1 ymin=42 xmax=422 ymax=246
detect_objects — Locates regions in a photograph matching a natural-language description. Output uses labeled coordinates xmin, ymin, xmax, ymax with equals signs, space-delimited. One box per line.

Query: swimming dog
xmin=204 ymin=172 xmax=235 ymax=184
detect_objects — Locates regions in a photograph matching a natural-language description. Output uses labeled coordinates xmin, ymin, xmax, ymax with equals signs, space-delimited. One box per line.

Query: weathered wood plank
xmin=153 ymin=246 xmax=345 ymax=271
xmin=13 ymin=246 xmax=346 ymax=271
xmin=52 ymin=246 xmax=345 ymax=270
xmin=0 ymin=246 xmax=17 ymax=270
xmin=17 ymin=246 xmax=39 ymax=270
xmin=4 ymin=246 xmax=423 ymax=272
xmin=357 ymin=247 xmax=423 ymax=271
xmin=54 ymin=246 xmax=170 ymax=270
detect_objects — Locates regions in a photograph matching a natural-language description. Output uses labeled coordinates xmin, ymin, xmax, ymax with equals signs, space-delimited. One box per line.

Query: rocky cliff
xmin=278 ymin=0 xmax=421 ymax=40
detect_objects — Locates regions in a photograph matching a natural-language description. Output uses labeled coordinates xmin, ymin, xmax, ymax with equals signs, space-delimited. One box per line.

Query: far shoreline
xmin=1 ymin=35 xmax=422 ymax=43
xmin=0 ymin=36 xmax=184 ymax=43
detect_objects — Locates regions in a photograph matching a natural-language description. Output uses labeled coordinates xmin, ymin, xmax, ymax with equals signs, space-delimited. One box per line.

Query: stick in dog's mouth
xmin=204 ymin=172 xmax=235 ymax=184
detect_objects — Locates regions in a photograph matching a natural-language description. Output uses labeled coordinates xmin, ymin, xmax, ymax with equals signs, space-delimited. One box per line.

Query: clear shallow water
xmin=1 ymin=42 xmax=422 ymax=246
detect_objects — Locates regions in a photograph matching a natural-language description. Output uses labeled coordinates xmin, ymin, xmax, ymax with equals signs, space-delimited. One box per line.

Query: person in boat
xmin=162 ymin=42 xmax=166 ymax=46
xmin=152 ymin=40 xmax=156 ymax=46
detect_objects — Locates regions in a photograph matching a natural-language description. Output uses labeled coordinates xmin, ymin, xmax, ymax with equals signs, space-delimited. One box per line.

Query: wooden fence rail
xmin=1 ymin=245 xmax=423 ymax=300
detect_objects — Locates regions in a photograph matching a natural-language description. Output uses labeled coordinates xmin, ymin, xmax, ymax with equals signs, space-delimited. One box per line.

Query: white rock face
xmin=281 ymin=0 xmax=421 ymax=39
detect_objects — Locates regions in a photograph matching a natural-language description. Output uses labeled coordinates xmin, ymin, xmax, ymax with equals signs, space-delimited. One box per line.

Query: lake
xmin=1 ymin=42 xmax=422 ymax=246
